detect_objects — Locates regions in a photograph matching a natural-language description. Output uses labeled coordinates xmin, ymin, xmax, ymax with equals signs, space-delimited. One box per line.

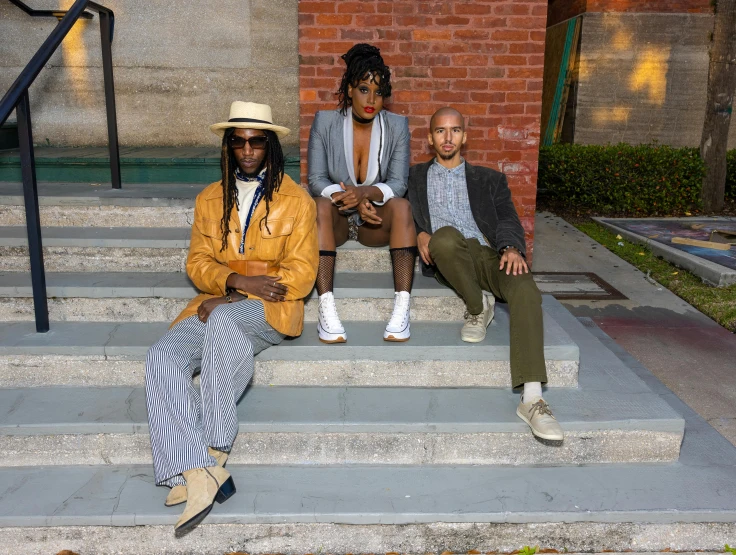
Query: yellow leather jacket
xmin=171 ymin=174 xmax=318 ymax=336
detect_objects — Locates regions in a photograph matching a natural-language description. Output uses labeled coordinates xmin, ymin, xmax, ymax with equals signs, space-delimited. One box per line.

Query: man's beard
xmin=437 ymin=145 xmax=459 ymax=160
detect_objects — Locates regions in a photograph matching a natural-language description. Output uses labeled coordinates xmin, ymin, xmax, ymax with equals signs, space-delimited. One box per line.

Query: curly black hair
xmin=336 ymin=43 xmax=392 ymax=115
xmin=219 ymin=128 xmax=285 ymax=252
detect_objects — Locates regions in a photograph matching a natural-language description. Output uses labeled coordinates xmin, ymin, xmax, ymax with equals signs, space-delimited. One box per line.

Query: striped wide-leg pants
xmin=145 ymin=300 xmax=284 ymax=487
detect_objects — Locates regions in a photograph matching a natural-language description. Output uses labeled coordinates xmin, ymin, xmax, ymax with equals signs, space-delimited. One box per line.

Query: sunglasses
xmin=228 ymin=135 xmax=268 ymax=150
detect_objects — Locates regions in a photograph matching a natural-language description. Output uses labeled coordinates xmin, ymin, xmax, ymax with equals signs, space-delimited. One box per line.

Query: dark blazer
xmin=407 ymin=159 xmax=527 ymax=258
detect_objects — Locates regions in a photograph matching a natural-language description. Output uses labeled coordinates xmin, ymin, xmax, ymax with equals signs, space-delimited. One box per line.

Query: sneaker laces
xmin=388 ymin=292 xmax=410 ymax=327
xmin=528 ymin=399 xmax=555 ymax=418
xmin=463 ymin=311 xmax=482 ymax=325
xmin=318 ymin=294 xmax=341 ymax=326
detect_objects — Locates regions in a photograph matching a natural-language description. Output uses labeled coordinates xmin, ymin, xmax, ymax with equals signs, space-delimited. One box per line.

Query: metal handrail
xmin=6 ymin=0 xmax=93 ymax=20
xmin=0 ymin=0 xmax=121 ymax=332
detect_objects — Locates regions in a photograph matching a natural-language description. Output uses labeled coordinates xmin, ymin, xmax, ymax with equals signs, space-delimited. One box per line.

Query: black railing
xmin=0 ymin=0 xmax=121 ymax=332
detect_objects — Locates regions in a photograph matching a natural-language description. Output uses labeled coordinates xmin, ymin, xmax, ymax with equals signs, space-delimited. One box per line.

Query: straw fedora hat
xmin=210 ymin=101 xmax=290 ymax=138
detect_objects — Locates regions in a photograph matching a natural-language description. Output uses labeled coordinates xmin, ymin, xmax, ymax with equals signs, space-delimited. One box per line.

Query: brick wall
xmin=298 ymin=0 xmax=547 ymax=256
xmin=548 ymin=0 xmax=712 ymax=27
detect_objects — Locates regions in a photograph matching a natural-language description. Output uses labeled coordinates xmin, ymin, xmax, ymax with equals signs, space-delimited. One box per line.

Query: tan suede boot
xmin=164 ymin=447 xmax=229 ymax=507
xmin=174 ymin=465 xmax=235 ymax=536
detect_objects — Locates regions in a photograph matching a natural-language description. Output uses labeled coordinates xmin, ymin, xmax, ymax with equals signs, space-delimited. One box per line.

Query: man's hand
xmin=227 ymin=273 xmax=287 ymax=302
xmin=197 ymin=291 xmax=246 ymax=323
xmin=331 ymin=182 xmax=367 ymax=210
xmin=417 ymin=231 xmax=433 ymax=265
xmin=357 ymin=199 xmax=382 ymax=225
xmin=499 ymin=248 xmax=528 ymax=276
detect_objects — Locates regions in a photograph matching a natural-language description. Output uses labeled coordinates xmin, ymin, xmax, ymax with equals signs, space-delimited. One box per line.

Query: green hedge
xmin=538 ymin=143 xmax=720 ymax=215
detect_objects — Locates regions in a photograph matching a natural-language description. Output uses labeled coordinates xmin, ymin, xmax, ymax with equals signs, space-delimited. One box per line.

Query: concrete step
xmin=0 ymin=386 xmax=683 ymax=466
xmin=0 ymin=298 xmax=579 ymax=388
xmin=0 ymin=270 xmax=466 ymax=322
xmin=0 ymin=226 xmax=402 ymax=273
xmin=0 ymin=462 xmax=734 ymax=553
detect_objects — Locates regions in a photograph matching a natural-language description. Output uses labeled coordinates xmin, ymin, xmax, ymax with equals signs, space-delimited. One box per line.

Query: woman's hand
xmin=357 ymin=199 xmax=382 ymax=225
xmin=227 ymin=273 xmax=288 ymax=302
xmin=331 ymin=182 xmax=368 ymax=210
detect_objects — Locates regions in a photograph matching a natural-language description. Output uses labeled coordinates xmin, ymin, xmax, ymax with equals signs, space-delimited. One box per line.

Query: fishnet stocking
xmin=316 ymin=250 xmax=336 ymax=296
xmin=390 ymin=246 xmax=417 ymax=293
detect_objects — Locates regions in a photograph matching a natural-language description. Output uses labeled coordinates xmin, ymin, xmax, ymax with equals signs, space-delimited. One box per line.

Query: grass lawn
xmin=573 ymin=220 xmax=736 ymax=333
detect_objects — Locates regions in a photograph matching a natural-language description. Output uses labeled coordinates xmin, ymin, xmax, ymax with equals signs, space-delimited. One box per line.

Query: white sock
xmin=523 ymin=382 xmax=543 ymax=403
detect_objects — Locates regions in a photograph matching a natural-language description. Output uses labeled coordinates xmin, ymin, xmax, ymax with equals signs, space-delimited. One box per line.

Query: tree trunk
xmin=700 ymin=0 xmax=736 ymax=213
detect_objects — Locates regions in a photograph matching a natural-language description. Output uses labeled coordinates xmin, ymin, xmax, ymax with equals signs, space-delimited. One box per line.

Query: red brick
xmin=493 ymin=4 xmax=531 ymax=15
xmin=315 ymin=14 xmax=353 ymax=25
xmin=316 ymin=66 xmax=344 ymax=77
xmin=417 ymin=1 xmax=453 ymax=15
xmin=527 ymin=55 xmax=545 ymax=66
xmin=381 ymin=53 xmax=413 ymax=66
xmin=510 ymin=41 xmax=545 ymax=54
xmin=458 ymin=103 xmax=489 ymax=115
xmin=488 ymin=79 xmax=527 ymax=92
xmin=413 ymin=29 xmax=453 ymax=41
xmin=377 ymin=2 xmax=394 ymax=13
xmin=300 ymin=66 xmax=315 ymax=76
xmin=299 ymin=55 xmax=335 ymax=66
xmin=413 ymin=54 xmax=452 ymax=66
xmin=490 ymin=104 xmax=526 ymax=114
xmin=340 ymin=28 xmax=375 ymax=41
xmin=468 ymin=67 xmax=506 ymax=79
xmin=507 ymin=67 xmax=540 ymax=78
xmin=396 ymin=66 xmax=431 ymax=78
xmin=431 ymin=67 xmax=468 ymax=78
xmin=454 ymin=29 xmax=491 ymax=40
xmin=356 ymin=14 xmax=394 ymax=26
xmin=454 ymin=3 xmax=493 ymax=14
xmin=394 ymin=90 xmax=432 ymax=103
xmin=435 ymin=15 xmax=471 ymax=25
xmin=432 ymin=91 xmax=469 ymax=102
xmin=452 ymin=80 xmax=490 ymax=91
xmin=530 ymin=31 xmax=546 ymax=42
xmin=298 ymin=13 xmax=315 ymax=25
xmin=301 ymin=27 xmax=338 ymax=39
xmin=400 ymin=42 xmax=431 ymax=53
xmin=491 ymin=29 xmax=530 ymax=41
xmin=392 ymin=2 xmax=416 ymax=15
xmin=317 ymin=41 xmax=359 ymax=54
xmin=300 ymin=90 xmax=317 ymax=102
xmin=452 ymin=54 xmax=490 ymax=66
xmin=396 ymin=15 xmax=433 ymax=26
xmin=509 ymin=16 xmax=548 ymax=29
xmin=336 ymin=2 xmax=376 ymax=13
xmin=429 ymin=42 xmax=470 ymax=54
xmin=479 ymin=17 xmax=509 ymax=27
xmin=470 ymin=92 xmax=507 ymax=104
xmin=492 ymin=55 xmax=528 ymax=66
xmin=378 ymin=29 xmax=412 ymax=40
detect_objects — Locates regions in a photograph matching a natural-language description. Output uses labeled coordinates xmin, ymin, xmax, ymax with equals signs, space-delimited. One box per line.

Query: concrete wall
xmin=0 ymin=0 xmax=299 ymax=147
xmin=570 ymin=12 xmax=736 ymax=148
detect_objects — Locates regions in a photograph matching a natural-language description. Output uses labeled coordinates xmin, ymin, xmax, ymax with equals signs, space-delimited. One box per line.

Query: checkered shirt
xmin=427 ymin=159 xmax=488 ymax=246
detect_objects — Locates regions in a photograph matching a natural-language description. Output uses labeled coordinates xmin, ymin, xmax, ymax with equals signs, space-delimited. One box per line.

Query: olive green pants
xmin=428 ymin=226 xmax=547 ymax=388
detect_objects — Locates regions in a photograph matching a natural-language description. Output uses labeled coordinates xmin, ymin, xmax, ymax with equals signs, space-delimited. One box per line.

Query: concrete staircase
xmin=0 ymin=181 xmax=735 ymax=554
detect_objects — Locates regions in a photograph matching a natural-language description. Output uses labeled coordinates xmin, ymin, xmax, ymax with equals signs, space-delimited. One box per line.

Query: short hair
xmin=336 ymin=43 xmax=392 ymax=115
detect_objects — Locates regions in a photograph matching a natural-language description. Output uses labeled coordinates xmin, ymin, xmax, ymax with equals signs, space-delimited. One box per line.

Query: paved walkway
xmin=535 ymin=213 xmax=736 ymax=447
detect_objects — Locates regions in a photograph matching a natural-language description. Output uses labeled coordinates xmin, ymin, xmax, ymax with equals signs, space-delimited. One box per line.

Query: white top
xmin=235 ymin=178 xmax=261 ymax=232
xmin=321 ymin=108 xmax=394 ymax=205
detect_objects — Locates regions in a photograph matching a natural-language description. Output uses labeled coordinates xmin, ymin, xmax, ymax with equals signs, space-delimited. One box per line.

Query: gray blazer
xmin=307 ymin=109 xmax=410 ymax=198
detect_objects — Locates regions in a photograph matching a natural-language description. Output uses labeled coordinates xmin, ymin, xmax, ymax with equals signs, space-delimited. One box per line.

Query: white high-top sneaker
xmin=383 ymin=291 xmax=411 ymax=342
xmin=317 ymin=292 xmax=346 ymax=343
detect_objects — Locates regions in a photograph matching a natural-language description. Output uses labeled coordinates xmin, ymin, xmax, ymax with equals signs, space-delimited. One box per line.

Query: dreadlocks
xmin=219 ymin=128 xmax=285 ymax=252
xmin=336 ymin=43 xmax=392 ymax=115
